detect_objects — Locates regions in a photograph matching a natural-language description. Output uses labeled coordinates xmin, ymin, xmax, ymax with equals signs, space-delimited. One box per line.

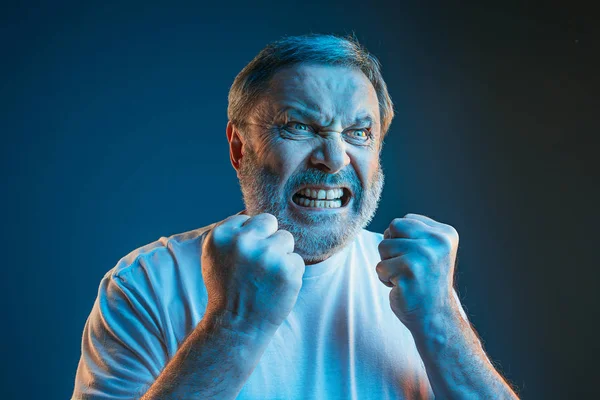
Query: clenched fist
xmin=201 ymin=213 xmax=306 ymax=335
xmin=376 ymin=213 xmax=459 ymax=331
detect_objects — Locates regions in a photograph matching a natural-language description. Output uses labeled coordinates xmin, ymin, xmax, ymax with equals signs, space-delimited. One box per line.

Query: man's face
xmin=235 ymin=63 xmax=385 ymax=264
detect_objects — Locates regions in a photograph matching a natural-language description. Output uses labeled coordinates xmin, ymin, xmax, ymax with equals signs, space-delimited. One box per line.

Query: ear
xmin=226 ymin=121 xmax=244 ymax=172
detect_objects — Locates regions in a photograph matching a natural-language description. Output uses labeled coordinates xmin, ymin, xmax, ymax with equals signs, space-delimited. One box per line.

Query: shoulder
xmin=94 ymin=221 xmax=223 ymax=350
xmin=107 ymin=223 xmax=216 ymax=284
xmin=96 ymin=221 xmax=221 ymax=327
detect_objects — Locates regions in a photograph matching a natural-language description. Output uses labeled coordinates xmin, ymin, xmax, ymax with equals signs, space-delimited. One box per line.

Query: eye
xmin=289 ymin=122 xmax=312 ymax=131
xmin=346 ymin=128 xmax=372 ymax=142
xmin=282 ymin=121 xmax=315 ymax=136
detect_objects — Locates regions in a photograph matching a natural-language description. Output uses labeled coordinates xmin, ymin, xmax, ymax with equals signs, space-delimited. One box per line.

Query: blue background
xmin=2 ymin=2 xmax=597 ymax=399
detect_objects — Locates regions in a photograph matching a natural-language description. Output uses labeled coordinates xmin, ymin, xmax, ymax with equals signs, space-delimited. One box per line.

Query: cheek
xmin=351 ymin=151 xmax=380 ymax=188
xmin=368 ymin=157 xmax=381 ymax=182
xmin=263 ymin=141 xmax=312 ymax=180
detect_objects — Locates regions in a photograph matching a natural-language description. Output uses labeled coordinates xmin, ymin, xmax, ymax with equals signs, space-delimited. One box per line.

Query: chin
xmin=289 ymin=226 xmax=350 ymax=261
xmin=296 ymin=248 xmax=337 ymax=265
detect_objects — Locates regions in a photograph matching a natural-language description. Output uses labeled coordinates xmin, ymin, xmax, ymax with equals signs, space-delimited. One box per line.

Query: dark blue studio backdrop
xmin=2 ymin=2 xmax=598 ymax=399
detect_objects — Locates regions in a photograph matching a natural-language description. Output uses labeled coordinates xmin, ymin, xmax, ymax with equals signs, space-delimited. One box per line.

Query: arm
xmin=411 ymin=302 xmax=519 ymax=399
xmin=73 ymin=213 xmax=303 ymax=399
xmin=142 ymin=212 xmax=304 ymax=399
xmin=141 ymin=310 xmax=275 ymax=399
xmin=72 ymin=274 xmax=275 ymax=400
xmin=377 ymin=214 xmax=519 ymax=399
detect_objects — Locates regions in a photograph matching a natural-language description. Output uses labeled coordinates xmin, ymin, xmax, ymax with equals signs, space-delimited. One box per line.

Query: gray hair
xmin=227 ymin=33 xmax=395 ymax=137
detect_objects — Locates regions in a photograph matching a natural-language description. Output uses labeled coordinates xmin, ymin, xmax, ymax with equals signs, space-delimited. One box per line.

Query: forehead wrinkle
xmin=273 ymin=103 xmax=378 ymax=131
xmin=273 ymin=102 xmax=333 ymax=126
xmin=267 ymin=64 xmax=379 ymax=129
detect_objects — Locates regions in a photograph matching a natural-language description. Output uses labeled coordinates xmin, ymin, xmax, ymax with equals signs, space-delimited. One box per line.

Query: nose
xmin=309 ymin=136 xmax=351 ymax=174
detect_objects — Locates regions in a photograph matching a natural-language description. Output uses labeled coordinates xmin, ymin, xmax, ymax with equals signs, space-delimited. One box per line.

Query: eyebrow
xmin=352 ymin=115 xmax=375 ymax=126
xmin=279 ymin=106 xmax=376 ymax=127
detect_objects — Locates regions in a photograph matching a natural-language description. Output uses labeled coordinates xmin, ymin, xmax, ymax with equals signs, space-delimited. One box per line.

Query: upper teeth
xmin=298 ymin=188 xmax=344 ymax=200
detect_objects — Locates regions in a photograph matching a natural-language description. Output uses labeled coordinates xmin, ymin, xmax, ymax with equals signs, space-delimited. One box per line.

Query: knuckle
xmin=401 ymin=252 xmax=420 ymax=267
xmin=377 ymin=239 xmax=386 ymax=254
xmin=281 ymin=229 xmax=294 ymax=242
xmin=447 ymin=225 xmax=459 ymax=242
xmin=284 ymin=253 xmax=305 ymax=277
xmin=258 ymin=212 xmax=278 ymax=226
xmin=289 ymin=252 xmax=305 ymax=269
xmin=439 ymin=236 xmax=454 ymax=253
xmin=375 ymin=260 xmax=386 ymax=276
xmin=235 ymin=234 xmax=257 ymax=257
xmin=425 ymin=236 xmax=453 ymax=262
xmin=262 ymin=243 xmax=282 ymax=263
xmin=276 ymin=253 xmax=305 ymax=283
xmin=418 ymin=245 xmax=438 ymax=262
xmin=223 ymin=215 xmax=249 ymax=230
xmin=277 ymin=229 xmax=295 ymax=246
xmin=390 ymin=218 xmax=403 ymax=229
xmin=234 ymin=214 xmax=251 ymax=223
xmin=398 ymin=259 xmax=417 ymax=279
xmin=430 ymin=230 xmax=452 ymax=247
xmin=209 ymin=226 xmax=229 ymax=247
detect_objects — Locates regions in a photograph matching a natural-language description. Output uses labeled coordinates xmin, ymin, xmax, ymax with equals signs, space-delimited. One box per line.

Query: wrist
xmin=409 ymin=306 xmax=464 ymax=351
xmin=203 ymin=308 xmax=279 ymax=344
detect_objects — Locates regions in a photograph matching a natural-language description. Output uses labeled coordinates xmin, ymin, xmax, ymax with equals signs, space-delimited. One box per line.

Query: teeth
xmin=293 ymin=197 xmax=343 ymax=208
xmin=298 ymin=187 xmax=344 ymax=200
xmin=293 ymin=187 xmax=346 ymax=208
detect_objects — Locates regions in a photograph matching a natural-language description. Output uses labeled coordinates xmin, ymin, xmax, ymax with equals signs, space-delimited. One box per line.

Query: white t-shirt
xmin=72 ymin=216 xmax=473 ymax=399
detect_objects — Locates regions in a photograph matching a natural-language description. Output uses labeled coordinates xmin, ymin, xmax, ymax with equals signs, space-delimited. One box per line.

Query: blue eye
xmin=292 ymin=122 xmax=310 ymax=131
xmin=284 ymin=122 xmax=314 ymax=134
xmin=347 ymin=128 xmax=371 ymax=141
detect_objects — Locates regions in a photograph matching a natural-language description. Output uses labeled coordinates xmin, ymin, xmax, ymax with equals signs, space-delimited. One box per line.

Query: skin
xmin=142 ymin=63 xmax=519 ymax=399
xmin=229 ymin=63 xmax=384 ymax=264
xmin=228 ymin=63 xmax=519 ymax=398
xmin=378 ymin=214 xmax=520 ymax=398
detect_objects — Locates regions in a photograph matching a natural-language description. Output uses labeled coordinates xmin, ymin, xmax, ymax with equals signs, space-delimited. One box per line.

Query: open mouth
xmin=291 ymin=186 xmax=351 ymax=209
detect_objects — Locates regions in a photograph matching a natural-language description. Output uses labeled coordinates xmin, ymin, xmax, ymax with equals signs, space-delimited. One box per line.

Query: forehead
xmin=263 ymin=63 xmax=380 ymax=125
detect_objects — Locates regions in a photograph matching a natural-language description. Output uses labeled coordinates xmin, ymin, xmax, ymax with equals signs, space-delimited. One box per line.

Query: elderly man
xmin=72 ymin=34 xmax=519 ymax=399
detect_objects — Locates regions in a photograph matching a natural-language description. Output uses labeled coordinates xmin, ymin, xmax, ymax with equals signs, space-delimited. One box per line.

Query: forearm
xmin=140 ymin=311 xmax=274 ymax=400
xmin=412 ymin=308 xmax=519 ymax=400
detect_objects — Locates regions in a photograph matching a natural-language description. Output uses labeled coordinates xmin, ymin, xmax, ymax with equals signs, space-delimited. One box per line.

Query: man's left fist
xmin=376 ymin=213 xmax=459 ymax=331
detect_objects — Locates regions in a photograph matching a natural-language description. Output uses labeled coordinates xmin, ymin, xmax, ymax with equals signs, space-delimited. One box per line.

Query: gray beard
xmin=237 ymin=146 xmax=385 ymax=264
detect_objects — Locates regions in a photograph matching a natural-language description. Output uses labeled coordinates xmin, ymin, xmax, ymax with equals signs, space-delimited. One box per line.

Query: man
xmin=72 ymin=34 xmax=519 ymax=399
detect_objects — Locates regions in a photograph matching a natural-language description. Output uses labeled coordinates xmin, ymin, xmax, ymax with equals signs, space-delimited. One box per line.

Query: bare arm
xmin=377 ymin=214 xmax=519 ymax=399
xmin=141 ymin=310 xmax=275 ymax=400
xmin=141 ymin=213 xmax=304 ymax=399
xmin=412 ymin=307 xmax=519 ymax=399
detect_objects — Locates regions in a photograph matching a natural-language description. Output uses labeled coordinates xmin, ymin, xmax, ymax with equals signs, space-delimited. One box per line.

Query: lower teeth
xmin=294 ymin=196 xmax=343 ymax=208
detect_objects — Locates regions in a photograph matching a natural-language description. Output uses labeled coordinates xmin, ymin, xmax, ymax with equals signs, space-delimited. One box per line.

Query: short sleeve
xmin=72 ymin=273 xmax=168 ymax=400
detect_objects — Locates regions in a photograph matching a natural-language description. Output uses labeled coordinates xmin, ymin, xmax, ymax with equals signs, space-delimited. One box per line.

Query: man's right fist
xmin=201 ymin=213 xmax=305 ymax=335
